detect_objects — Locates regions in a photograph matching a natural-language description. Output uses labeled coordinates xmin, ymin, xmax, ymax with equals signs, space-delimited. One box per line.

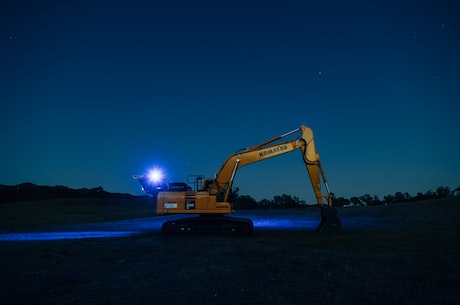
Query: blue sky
xmin=1 ymin=0 xmax=459 ymax=203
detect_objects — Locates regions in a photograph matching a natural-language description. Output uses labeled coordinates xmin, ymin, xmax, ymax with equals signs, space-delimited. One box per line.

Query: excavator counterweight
xmin=134 ymin=125 xmax=342 ymax=234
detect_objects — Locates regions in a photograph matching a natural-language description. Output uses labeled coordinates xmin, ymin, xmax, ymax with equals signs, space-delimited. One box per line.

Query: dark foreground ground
xmin=0 ymin=197 xmax=459 ymax=305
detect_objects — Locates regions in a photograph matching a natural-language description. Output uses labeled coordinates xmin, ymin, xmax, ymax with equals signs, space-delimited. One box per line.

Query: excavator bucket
xmin=316 ymin=206 xmax=342 ymax=234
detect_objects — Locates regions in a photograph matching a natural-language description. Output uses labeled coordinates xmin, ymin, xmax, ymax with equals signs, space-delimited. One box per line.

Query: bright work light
xmin=147 ymin=167 xmax=164 ymax=184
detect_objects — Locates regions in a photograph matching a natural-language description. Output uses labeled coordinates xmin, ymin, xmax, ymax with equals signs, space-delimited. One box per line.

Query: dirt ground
xmin=0 ymin=197 xmax=459 ymax=305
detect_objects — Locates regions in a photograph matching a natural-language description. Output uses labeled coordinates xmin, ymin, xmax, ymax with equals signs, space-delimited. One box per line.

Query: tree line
xmin=233 ymin=185 xmax=459 ymax=209
xmin=0 ymin=182 xmax=137 ymax=203
xmin=2 ymin=182 xmax=458 ymax=207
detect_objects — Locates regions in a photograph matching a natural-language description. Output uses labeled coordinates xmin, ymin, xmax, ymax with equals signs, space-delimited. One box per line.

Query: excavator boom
xmin=209 ymin=125 xmax=332 ymax=206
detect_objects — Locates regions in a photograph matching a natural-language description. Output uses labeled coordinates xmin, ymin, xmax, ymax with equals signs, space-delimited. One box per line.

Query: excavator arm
xmin=208 ymin=125 xmax=331 ymax=206
xmin=205 ymin=125 xmax=341 ymax=234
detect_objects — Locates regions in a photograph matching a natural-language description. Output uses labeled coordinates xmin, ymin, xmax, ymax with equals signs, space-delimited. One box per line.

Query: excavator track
xmin=161 ymin=215 xmax=254 ymax=235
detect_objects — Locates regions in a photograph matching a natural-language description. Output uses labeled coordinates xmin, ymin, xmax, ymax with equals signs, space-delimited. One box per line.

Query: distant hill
xmin=0 ymin=182 xmax=144 ymax=203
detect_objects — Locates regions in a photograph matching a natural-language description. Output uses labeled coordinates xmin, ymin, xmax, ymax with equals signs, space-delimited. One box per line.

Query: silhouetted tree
xmin=350 ymin=197 xmax=362 ymax=206
xmin=404 ymin=192 xmax=412 ymax=201
xmin=272 ymin=194 xmax=299 ymax=208
xmin=285 ymin=194 xmax=299 ymax=208
xmin=233 ymin=195 xmax=258 ymax=209
xmin=394 ymin=192 xmax=406 ymax=203
xmin=360 ymin=194 xmax=373 ymax=206
xmin=424 ymin=190 xmax=436 ymax=199
xmin=384 ymin=194 xmax=395 ymax=204
xmin=332 ymin=197 xmax=350 ymax=207
xmin=414 ymin=192 xmax=425 ymax=201
xmin=258 ymin=199 xmax=273 ymax=209
xmin=454 ymin=187 xmax=460 ymax=197
xmin=272 ymin=195 xmax=283 ymax=208
xmin=372 ymin=195 xmax=382 ymax=205
xmin=436 ymin=186 xmax=451 ymax=198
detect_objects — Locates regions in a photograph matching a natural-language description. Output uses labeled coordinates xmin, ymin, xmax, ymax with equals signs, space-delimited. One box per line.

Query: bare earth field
xmin=0 ymin=197 xmax=459 ymax=305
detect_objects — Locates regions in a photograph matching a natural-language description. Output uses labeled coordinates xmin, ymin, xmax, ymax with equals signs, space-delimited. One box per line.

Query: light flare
xmin=147 ymin=167 xmax=164 ymax=184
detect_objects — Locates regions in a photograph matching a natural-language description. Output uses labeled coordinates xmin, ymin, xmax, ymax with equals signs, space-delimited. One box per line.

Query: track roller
xmin=161 ymin=215 xmax=253 ymax=235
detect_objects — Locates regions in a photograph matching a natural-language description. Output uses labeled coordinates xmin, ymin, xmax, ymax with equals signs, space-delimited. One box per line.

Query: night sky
xmin=1 ymin=0 xmax=459 ymax=203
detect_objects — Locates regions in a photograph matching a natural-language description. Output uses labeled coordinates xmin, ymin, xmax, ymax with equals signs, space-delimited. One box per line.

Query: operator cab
xmin=168 ymin=182 xmax=192 ymax=192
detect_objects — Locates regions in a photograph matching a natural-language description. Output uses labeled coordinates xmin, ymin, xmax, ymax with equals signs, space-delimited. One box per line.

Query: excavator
xmin=133 ymin=125 xmax=342 ymax=234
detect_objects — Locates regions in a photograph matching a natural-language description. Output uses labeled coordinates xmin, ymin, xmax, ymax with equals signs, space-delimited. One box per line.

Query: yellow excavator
xmin=133 ymin=125 xmax=342 ymax=234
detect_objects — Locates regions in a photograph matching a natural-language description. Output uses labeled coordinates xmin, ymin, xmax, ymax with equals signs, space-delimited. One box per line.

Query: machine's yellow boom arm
xmin=207 ymin=125 xmax=332 ymax=206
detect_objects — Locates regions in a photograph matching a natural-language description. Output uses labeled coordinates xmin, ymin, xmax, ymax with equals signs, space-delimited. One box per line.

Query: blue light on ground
xmin=0 ymin=209 xmax=403 ymax=241
xmin=250 ymin=217 xmax=319 ymax=230
xmin=233 ymin=210 xmax=323 ymax=231
xmin=0 ymin=231 xmax=135 ymax=241
xmin=0 ymin=215 xmax=181 ymax=242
